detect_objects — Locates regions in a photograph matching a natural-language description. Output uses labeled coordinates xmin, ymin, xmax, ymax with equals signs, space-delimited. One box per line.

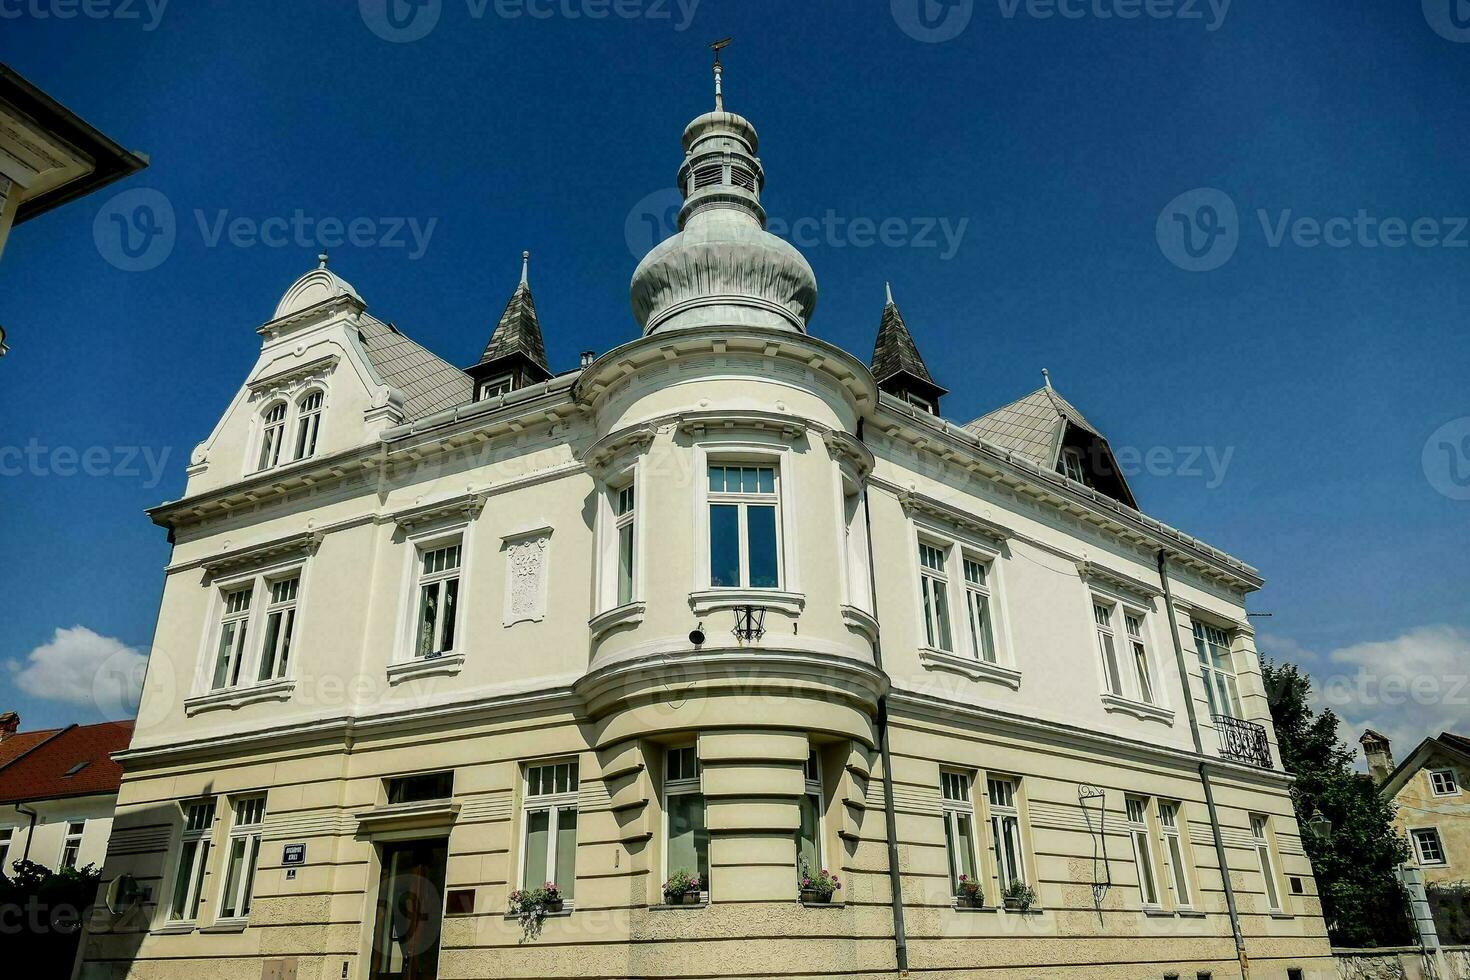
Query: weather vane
xmin=710 ymin=37 xmax=732 ymax=110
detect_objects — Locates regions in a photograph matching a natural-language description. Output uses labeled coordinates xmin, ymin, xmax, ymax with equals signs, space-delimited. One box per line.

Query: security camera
xmin=689 ymin=623 xmax=706 ymax=646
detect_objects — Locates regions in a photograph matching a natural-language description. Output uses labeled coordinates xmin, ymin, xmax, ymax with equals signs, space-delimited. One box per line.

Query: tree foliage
xmin=1263 ymin=659 xmax=1413 ymax=947
xmin=0 ymin=859 xmax=102 ymax=973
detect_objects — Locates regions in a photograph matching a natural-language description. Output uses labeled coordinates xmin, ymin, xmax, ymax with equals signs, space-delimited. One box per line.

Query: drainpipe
xmin=1157 ymin=550 xmax=1248 ymax=978
xmin=856 ymin=418 xmax=909 ymax=976
xmin=17 ymin=803 xmax=38 ymax=861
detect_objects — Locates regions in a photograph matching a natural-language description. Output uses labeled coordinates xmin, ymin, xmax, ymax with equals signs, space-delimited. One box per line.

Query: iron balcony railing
xmin=1213 ymin=714 xmax=1273 ymax=769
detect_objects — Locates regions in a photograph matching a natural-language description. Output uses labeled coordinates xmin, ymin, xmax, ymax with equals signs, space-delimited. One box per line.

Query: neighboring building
xmin=0 ymin=712 xmax=135 ymax=873
xmin=1363 ymin=729 xmax=1470 ymax=886
xmin=0 ymin=63 xmax=149 ymax=355
xmin=79 ymin=62 xmax=1333 ymax=980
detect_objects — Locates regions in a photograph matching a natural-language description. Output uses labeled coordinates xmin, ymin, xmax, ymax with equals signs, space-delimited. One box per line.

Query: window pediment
xmin=199 ymin=531 xmax=322 ymax=583
xmin=898 ymin=490 xmax=1013 ymax=545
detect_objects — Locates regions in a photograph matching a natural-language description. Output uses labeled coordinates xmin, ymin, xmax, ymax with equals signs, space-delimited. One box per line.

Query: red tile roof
xmin=0 ymin=721 xmax=134 ymax=804
xmin=0 ymin=728 xmax=61 ymax=770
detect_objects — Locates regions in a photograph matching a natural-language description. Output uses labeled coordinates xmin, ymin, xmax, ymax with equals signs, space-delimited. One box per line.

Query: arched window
xmin=257 ymin=403 xmax=287 ymax=471
xmin=293 ymin=390 xmax=324 ymax=461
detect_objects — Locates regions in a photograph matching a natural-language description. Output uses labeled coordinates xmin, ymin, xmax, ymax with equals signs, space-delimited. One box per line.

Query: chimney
xmin=0 ymin=712 xmax=18 ymax=741
xmin=1360 ymin=729 xmax=1394 ymax=784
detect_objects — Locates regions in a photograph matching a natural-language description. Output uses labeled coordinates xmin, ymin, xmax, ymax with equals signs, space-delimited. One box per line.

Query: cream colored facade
xmin=80 ymin=79 xmax=1332 ymax=980
xmin=1371 ymin=732 xmax=1470 ymax=888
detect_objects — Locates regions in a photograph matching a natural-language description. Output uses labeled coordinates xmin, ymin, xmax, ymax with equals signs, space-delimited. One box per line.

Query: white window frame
xmin=479 ymin=374 xmax=514 ymax=400
xmin=836 ymin=472 xmax=872 ymax=614
xmin=705 ymin=461 xmax=784 ymax=590
xmin=208 ymin=582 xmax=256 ymax=692
xmin=941 ymin=769 xmax=981 ymax=899
xmin=596 ymin=468 xmax=641 ymax=614
xmin=1429 ymin=768 xmax=1459 ymax=797
xmin=1158 ymin=801 xmax=1193 ymax=909
xmin=1251 ymin=815 xmax=1283 ymax=911
xmin=166 ymin=800 xmax=216 ymax=923
xmin=961 ymin=553 xmax=998 ymax=663
xmin=292 ymin=388 xmax=324 ymax=462
xmin=986 ymin=776 xmax=1028 ymax=893
xmin=1061 ymin=446 xmax=1087 ymax=483
xmin=0 ymin=827 xmax=12 ymax=870
xmin=1412 ymin=827 xmax=1447 ymax=866
xmin=399 ymin=529 xmax=468 ymax=662
xmin=796 ymin=749 xmax=824 ymax=880
xmin=1194 ymin=620 xmax=1243 ymax=718
xmin=1123 ymin=610 xmax=1157 ymax=705
xmin=216 ymin=796 xmax=265 ymax=921
xmin=255 ymin=573 xmax=299 ymax=682
xmin=256 ymin=401 xmax=288 ymax=472
xmin=663 ymin=744 xmax=708 ymax=901
xmin=519 ymin=760 xmax=580 ymax=900
xmin=692 ymin=442 xmax=799 ymax=596
xmin=1093 ymin=601 xmax=1126 ymax=697
xmin=198 ymin=560 xmax=308 ymax=695
xmin=918 ymin=539 xmax=955 ymax=653
xmin=1125 ymin=797 xmax=1161 ymax=909
xmin=58 ymin=819 xmax=85 ymax=870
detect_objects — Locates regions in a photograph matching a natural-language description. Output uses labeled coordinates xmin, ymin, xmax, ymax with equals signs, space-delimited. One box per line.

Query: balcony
xmin=1213 ymin=714 xmax=1273 ymax=769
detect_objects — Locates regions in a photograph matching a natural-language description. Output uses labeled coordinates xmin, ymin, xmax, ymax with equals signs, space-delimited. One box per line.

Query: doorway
xmin=369 ymin=838 xmax=448 ymax=980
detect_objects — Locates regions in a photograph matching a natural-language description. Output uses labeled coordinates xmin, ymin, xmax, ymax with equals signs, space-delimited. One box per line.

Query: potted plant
xmin=798 ymin=860 xmax=841 ymax=904
xmin=1002 ymin=879 xmax=1036 ymax=912
xmin=662 ymin=869 xmax=703 ymax=905
xmin=508 ymin=882 xmax=562 ymax=941
xmin=955 ymin=874 xmax=983 ymax=908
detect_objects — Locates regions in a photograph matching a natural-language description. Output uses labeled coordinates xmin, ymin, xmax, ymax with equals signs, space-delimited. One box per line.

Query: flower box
xmin=955 ymin=893 xmax=983 ymax=909
xmin=800 ymin=889 xmax=837 ymax=904
xmin=666 ymin=891 xmax=702 ymax=905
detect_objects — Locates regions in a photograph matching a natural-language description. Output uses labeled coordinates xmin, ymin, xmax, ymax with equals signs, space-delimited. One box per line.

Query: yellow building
xmin=78 ymin=63 xmax=1332 ymax=980
xmin=1364 ymin=729 xmax=1470 ymax=888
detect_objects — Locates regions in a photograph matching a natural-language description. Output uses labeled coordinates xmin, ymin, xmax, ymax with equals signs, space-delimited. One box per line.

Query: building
xmin=0 ymin=712 xmax=135 ymax=874
xmin=79 ymin=60 xmax=1333 ymax=980
xmin=1362 ymin=729 xmax=1470 ymax=887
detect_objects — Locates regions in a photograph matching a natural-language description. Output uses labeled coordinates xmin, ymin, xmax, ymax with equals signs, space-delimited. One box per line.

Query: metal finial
xmin=317 ymin=252 xmax=329 ymax=269
xmin=884 ymin=281 xmax=894 ymax=306
xmin=520 ymin=250 xmax=530 ymax=286
xmin=710 ymin=37 xmax=732 ymax=110
xmin=1042 ymin=367 xmax=1052 ymax=389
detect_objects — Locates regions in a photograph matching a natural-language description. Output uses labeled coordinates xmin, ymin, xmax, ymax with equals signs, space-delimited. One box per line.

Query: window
xmin=386 ymin=771 xmax=454 ymax=804
xmin=1193 ymin=622 xmax=1243 ymax=718
xmin=962 ymin=557 xmax=997 ymax=663
xmin=941 ymin=770 xmax=980 ymax=897
xmin=0 ymin=827 xmax=11 ymax=870
xmin=664 ymin=746 xmax=708 ymax=895
xmin=615 ymin=483 xmax=636 ymax=606
xmin=257 ymin=403 xmax=287 ymax=471
xmin=796 ymin=751 xmax=823 ymax=878
xmin=1061 ymin=447 xmax=1086 ymax=483
xmin=59 ymin=820 xmax=85 ymax=870
xmin=414 ymin=542 xmax=462 ymax=659
xmin=1430 ymin=768 xmax=1459 ymax=797
xmin=1159 ymin=802 xmax=1192 ymax=908
xmin=479 ymin=375 xmax=513 ymax=400
xmin=292 ymin=391 xmax=323 ymax=461
xmin=210 ymin=586 xmax=254 ymax=690
xmin=168 ymin=800 xmax=216 ymax=922
xmin=987 ymin=777 xmax=1026 ymax=890
xmin=1251 ymin=815 xmax=1281 ymax=910
xmin=1125 ymin=613 xmax=1156 ymax=704
xmin=919 ymin=542 xmax=954 ymax=652
xmin=906 ymin=391 xmax=936 ymax=414
xmin=708 ymin=464 xmax=781 ymax=589
xmin=256 ymin=575 xmax=298 ymax=682
xmin=1094 ymin=603 xmax=1124 ymax=696
xmin=840 ymin=483 xmax=872 ymax=613
xmin=219 ymin=797 xmax=265 ymax=919
xmin=64 ymin=761 xmax=89 ymax=777
xmin=1412 ymin=828 xmax=1447 ymax=866
xmin=522 ymin=761 xmax=578 ymax=899
xmin=1125 ymin=798 xmax=1160 ymax=908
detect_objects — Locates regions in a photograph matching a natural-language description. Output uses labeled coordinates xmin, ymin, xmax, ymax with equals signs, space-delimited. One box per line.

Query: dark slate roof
xmin=964 ymin=385 xmax=1099 ymax=466
xmin=478 ymin=280 xmax=549 ymax=375
xmin=358 ymin=315 xmax=473 ymax=421
xmin=870 ymin=299 xmax=940 ymax=389
xmin=0 ymin=721 xmax=133 ymax=804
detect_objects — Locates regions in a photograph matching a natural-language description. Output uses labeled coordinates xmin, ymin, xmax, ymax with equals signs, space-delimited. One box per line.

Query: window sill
xmin=841 ymin=605 xmax=879 ymax=641
xmin=650 ymin=901 xmax=709 ymax=910
xmin=502 ymin=907 xmax=574 ymax=920
xmin=1269 ymin=911 xmax=1294 ymax=920
xmin=153 ymin=922 xmax=197 ymax=935
xmin=184 ymin=678 xmax=296 ymax=716
xmin=386 ymin=653 xmax=464 ymax=685
xmin=1175 ymin=908 xmax=1206 ymax=918
xmin=951 ymin=902 xmax=998 ymax=914
xmin=200 ymin=918 xmax=248 ymax=933
xmin=689 ymin=589 xmax=804 ymax=616
xmin=1100 ymin=694 xmax=1175 ymax=724
xmin=590 ymin=601 xmax=646 ymax=639
xmin=918 ymin=648 xmax=1022 ymax=689
xmin=1142 ymin=907 xmax=1173 ymax=918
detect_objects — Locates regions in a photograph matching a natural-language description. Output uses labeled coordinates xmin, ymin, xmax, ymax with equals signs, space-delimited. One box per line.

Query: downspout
xmin=1157 ymin=550 xmax=1248 ymax=977
xmin=17 ymin=803 xmax=38 ymax=861
xmin=856 ymin=417 xmax=909 ymax=976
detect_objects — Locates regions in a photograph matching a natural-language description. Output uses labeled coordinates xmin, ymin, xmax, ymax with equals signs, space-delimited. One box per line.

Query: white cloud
xmin=7 ymin=626 xmax=146 ymax=715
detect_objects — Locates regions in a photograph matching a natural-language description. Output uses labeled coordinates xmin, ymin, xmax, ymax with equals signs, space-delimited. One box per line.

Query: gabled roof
xmin=477 ymin=260 xmax=549 ymax=377
xmin=358 ymin=315 xmax=473 ymax=421
xmin=1377 ymin=731 xmax=1470 ymax=799
xmin=0 ymin=727 xmax=62 ymax=771
xmin=870 ymin=292 xmax=944 ymax=397
xmin=0 ymin=720 xmax=134 ymax=804
xmin=965 ymin=383 xmax=1099 ymax=466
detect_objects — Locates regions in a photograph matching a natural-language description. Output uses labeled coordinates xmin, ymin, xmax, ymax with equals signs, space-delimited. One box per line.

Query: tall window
xmin=59 ymin=820 xmax=85 ymax=870
xmin=414 ymin=542 xmax=461 ymax=659
xmin=664 ymin=746 xmax=708 ymax=895
xmin=919 ymin=542 xmax=953 ymax=651
xmin=796 ymin=751 xmax=823 ymax=878
xmin=219 ymin=797 xmax=265 ymax=919
xmin=1193 ymin=622 xmax=1243 ymax=718
xmin=1125 ymin=798 xmax=1160 ymax=908
xmin=1412 ymin=828 xmax=1447 ymax=866
xmin=522 ymin=761 xmax=579 ymax=899
xmin=257 ymin=403 xmax=287 ymax=471
xmin=293 ymin=391 xmax=323 ymax=461
xmin=615 ymin=483 xmax=636 ymax=606
xmin=168 ymin=800 xmax=216 ymax=922
xmin=1250 ymin=815 xmax=1281 ymax=911
xmin=707 ymin=464 xmax=780 ymax=589
xmin=1125 ymin=614 xmax=1155 ymax=704
xmin=1093 ymin=603 xmax=1124 ymax=696
xmin=1061 ymin=447 xmax=1087 ymax=483
xmin=257 ymin=575 xmax=298 ymax=681
xmin=210 ymin=586 xmax=254 ymax=690
xmin=941 ymin=770 xmax=979 ymax=896
xmin=962 ymin=557 xmax=997 ymax=662
xmin=987 ymin=777 xmax=1026 ymax=890
xmin=1159 ymin=802 xmax=1192 ymax=908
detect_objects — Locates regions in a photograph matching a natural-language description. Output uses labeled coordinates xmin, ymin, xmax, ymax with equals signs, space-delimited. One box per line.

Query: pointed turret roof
xmin=870 ymin=283 xmax=947 ymax=404
xmin=476 ymin=251 xmax=549 ymax=376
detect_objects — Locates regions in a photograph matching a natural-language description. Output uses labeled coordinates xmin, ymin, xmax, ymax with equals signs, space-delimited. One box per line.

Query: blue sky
xmin=2 ymin=1 xmax=1467 ymax=755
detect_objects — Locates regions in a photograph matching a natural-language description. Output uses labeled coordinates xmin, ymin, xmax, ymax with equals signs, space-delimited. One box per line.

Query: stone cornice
xmin=254 ymin=294 xmax=365 ymax=337
xmin=246 ymin=354 xmax=339 ymax=399
xmin=582 ymin=424 xmax=658 ymax=474
xmin=675 ymin=410 xmax=806 ymax=441
xmin=180 ymin=530 xmax=323 ymax=581
xmin=1075 ymin=558 xmax=1164 ymax=602
xmin=897 ymin=488 xmax=1014 ymax=544
xmin=390 ymin=491 xmax=488 ymax=531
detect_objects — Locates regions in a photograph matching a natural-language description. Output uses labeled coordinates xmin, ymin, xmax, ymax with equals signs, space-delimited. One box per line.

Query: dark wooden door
xmin=369 ymin=839 xmax=448 ymax=980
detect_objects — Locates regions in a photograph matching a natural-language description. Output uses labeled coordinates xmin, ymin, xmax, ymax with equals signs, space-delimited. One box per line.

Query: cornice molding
xmin=1076 ymin=558 xmax=1163 ymax=602
xmin=195 ymin=530 xmax=323 ymax=582
xmin=390 ymin=491 xmax=488 ymax=532
xmin=676 ymin=410 xmax=807 ymax=441
xmin=897 ymin=488 xmax=1014 ymax=544
xmin=246 ymin=354 xmax=339 ymax=400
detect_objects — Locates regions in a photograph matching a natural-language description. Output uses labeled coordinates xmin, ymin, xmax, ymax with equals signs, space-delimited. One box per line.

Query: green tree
xmin=1263 ymin=659 xmax=1413 ymax=947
